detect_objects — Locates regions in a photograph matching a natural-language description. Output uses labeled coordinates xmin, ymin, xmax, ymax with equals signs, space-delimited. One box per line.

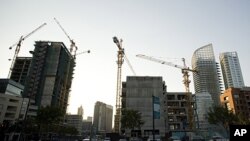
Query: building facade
xmin=78 ymin=105 xmax=84 ymax=118
xmin=164 ymin=92 xmax=195 ymax=131
xmin=0 ymin=93 xmax=22 ymax=123
xmin=0 ymin=79 xmax=24 ymax=96
xmin=82 ymin=119 xmax=92 ymax=138
xmin=10 ymin=57 xmax=32 ymax=86
xmin=23 ymin=41 xmax=75 ymax=113
xmin=121 ymin=76 xmax=166 ymax=138
xmin=219 ymin=52 xmax=245 ymax=89
xmin=65 ymin=114 xmax=83 ymax=136
xmin=93 ymin=101 xmax=113 ymax=134
xmin=192 ymin=44 xmax=222 ymax=105
xmin=194 ymin=92 xmax=213 ymax=130
xmin=0 ymin=79 xmax=38 ymax=123
xmin=220 ymin=87 xmax=250 ymax=119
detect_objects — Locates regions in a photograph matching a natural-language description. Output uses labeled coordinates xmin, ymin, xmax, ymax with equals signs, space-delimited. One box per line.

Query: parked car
xmin=130 ymin=137 xmax=143 ymax=141
xmin=191 ymin=135 xmax=205 ymax=141
xmin=147 ymin=139 xmax=161 ymax=141
xmin=208 ymin=136 xmax=228 ymax=141
xmin=168 ymin=136 xmax=181 ymax=141
xmin=147 ymin=135 xmax=161 ymax=141
xmin=104 ymin=137 xmax=111 ymax=141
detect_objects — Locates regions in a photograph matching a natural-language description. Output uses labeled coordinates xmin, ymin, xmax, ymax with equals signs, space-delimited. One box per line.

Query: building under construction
xmin=23 ymin=41 xmax=75 ymax=113
xmin=10 ymin=57 xmax=32 ymax=86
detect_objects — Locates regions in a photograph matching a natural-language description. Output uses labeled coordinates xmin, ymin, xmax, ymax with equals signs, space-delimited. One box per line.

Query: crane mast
xmin=113 ymin=36 xmax=124 ymax=133
xmin=8 ymin=23 xmax=47 ymax=78
xmin=136 ymin=54 xmax=196 ymax=130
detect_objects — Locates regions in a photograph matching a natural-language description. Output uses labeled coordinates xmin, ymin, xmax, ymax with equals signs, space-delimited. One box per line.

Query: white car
xmin=168 ymin=136 xmax=181 ymax=141
xmin=104 ymin=137 xmax=111 ymax=141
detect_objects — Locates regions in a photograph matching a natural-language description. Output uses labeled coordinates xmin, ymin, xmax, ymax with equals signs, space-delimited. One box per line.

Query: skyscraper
xmin=192 ymin=44 xmax=222 ymax=105
xmin=219 ymin=52 xmax=244 ymax=89
xmin=93 ymin=101 xmax=113 ymax=133
xmin=78 ymin=105 xmax=84 ymax=117
xmin=23 ymin=41 xmax=75 ymax=113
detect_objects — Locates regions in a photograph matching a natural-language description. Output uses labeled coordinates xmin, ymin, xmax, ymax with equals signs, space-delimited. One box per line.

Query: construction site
xmin=2 ymin=18 xmax=202 ymax=140
xmin=1 ymin=20 xmax=221 ymax=141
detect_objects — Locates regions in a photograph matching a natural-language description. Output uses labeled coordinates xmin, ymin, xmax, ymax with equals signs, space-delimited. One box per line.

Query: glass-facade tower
xmin=192 ymin=44 xmax=222 ymax=105
xmin=219 ymin=52 xmax=244 ymax=89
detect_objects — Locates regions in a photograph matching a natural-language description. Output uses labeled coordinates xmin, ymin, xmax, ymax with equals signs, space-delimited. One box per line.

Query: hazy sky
xmin=1 ymin=0 xmax=249 ymax=119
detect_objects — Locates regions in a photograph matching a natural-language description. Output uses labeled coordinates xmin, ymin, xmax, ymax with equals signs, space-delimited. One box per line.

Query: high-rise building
xmin=23 ymin=41 xmax=75 ymax=113
xmin=78 ymin=105 xmax=84 ymax=117
xmin=219 ymin=52 xmax=245 ymax=89
xmin=121 ymin=76 xmax=166 ymax=138
xmin=93 ymin=101 xmax=113 ymax=134
xmin=10 ymin=57 xmax=32 ymax=86
xmin=192 ymin=44 xmax=222 ymax=105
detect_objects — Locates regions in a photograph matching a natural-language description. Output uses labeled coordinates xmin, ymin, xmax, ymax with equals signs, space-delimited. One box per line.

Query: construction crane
xmin=8 ymin=23 xmax=47 ymax=78
xmin=136 ymin=54 xmax=197 ymax=130
xmin=54 ymin=18 xmax=79 ymax=58
xmin=75 ymin=50 xmax=90 ymax=56
xmin=113 ymin=36 xmax=136 ymax=133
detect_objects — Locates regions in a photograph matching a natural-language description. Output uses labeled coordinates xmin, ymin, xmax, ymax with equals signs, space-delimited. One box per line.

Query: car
xmin=191 ymin=135 xmax=205 ymax=141
xmin=147 ymin=135 xmax=161 ymax=141
xmin=147 ymin=139 xmax=161 ymax=141
xmin=104 ymin=137 xmax=111 ymax=141
xmin=168 ymin=136 xmax=181 ymax=141
xmin=130 ymin=137 xmax=143 ymax=141
xmin=82 ymin=139 xmax=90 ymax=141
xmin=208 ymin=136 xmax=228 ymax=141
xmin=119 ymin=139 xmax=127 ymax=141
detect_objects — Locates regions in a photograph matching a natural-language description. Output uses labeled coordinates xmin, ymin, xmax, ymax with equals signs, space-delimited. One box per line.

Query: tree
xmin=0 ymin=120 xmax=10 ymax=140
xmin=36 ymin=106 xmax=64 ymax=137
xmin=236 ymin=113 xmax=250 ymax=125
xmin=207 ymin=105 xmax=238 ymax=136
xmin=121 ymin=109 xmax=144 ymax=130
xmin=36 ymin=106 xmax=64 ymax=125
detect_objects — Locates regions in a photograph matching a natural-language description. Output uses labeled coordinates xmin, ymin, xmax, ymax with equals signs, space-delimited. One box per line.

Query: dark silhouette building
xmin=23 ymin=41 xmax=75 ymax=113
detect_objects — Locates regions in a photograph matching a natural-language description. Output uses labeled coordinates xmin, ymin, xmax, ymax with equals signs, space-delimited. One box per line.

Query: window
xmin=234 ymin=94 xmax=239 ymax=99
xmin=224 ymin=96 xmax=229 ymax=101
